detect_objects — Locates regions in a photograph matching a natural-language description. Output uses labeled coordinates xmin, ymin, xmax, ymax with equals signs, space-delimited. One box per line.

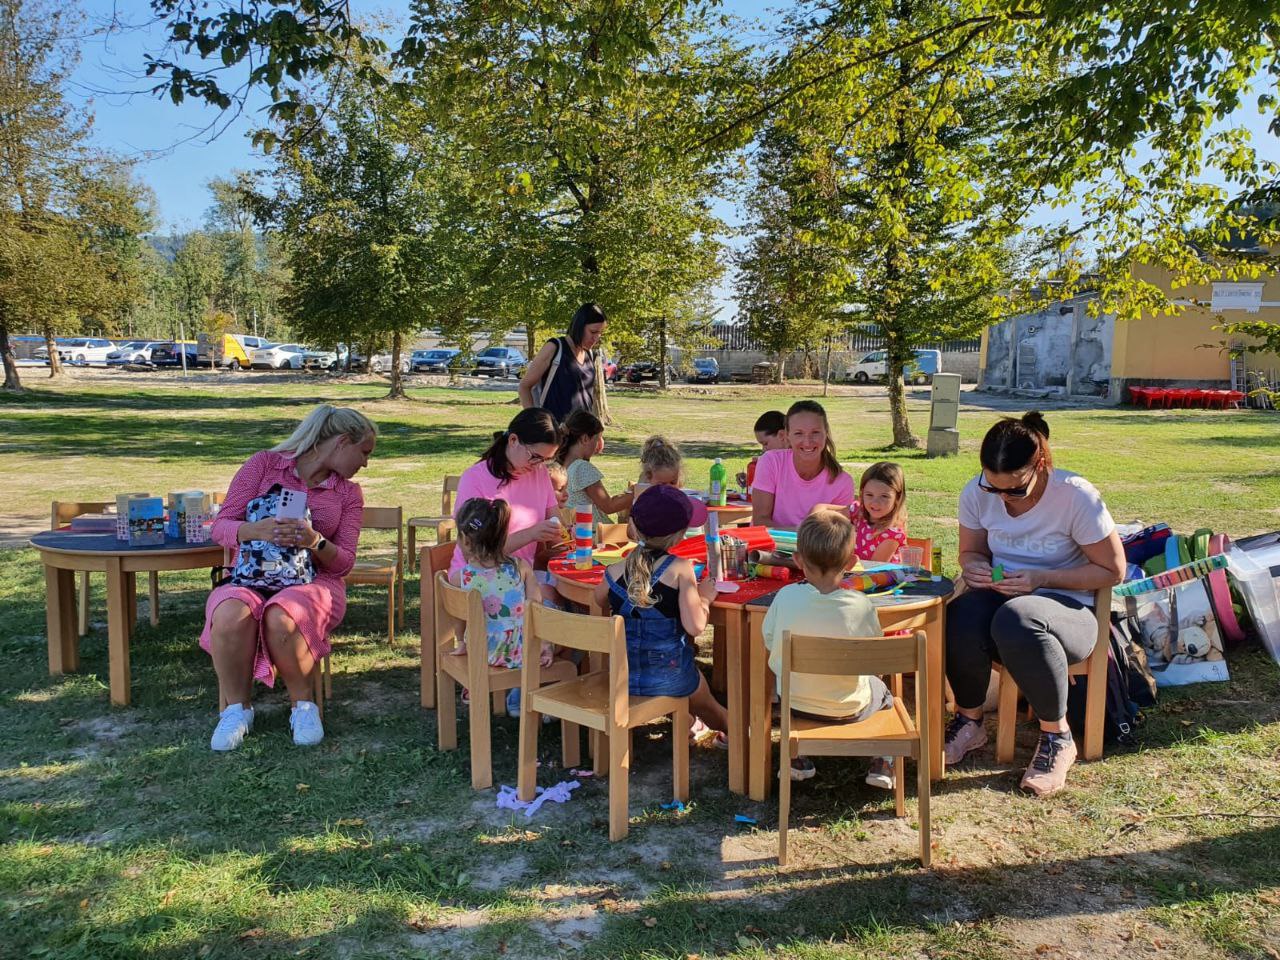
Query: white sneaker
xmin=290 ymin=701 xmax=324 ymax=746
xmin=210 ymin=704 xmax=254 ymax=752
xmin=865 ymin=757 xmax=895 ymax=790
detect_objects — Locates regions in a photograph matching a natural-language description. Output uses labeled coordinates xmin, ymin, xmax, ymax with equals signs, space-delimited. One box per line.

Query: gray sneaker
xmin=943 ymin=714 xmax=987 ymax=765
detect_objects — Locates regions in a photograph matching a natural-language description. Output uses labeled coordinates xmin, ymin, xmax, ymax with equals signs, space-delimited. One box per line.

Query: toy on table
xmin=704 ymin=505 xmax=721 ymax=582
xmin=709 ymin=458 xmax=728 ymax=507
xmin=127 ymin=496 xmax=166 ymax=546
xmin=751 ymin=562 xmax=802 ymax=582
xmin=573 ymin=510 xmax=593 ymax=571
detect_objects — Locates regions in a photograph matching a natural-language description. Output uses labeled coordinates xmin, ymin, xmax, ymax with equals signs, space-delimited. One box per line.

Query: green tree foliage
xmin=400 ymin=0 xmax=750 ymax=406
xmin=254 ymin=74 xmax=497 ymax=398
xmin=752 ymin=0 xmax=1039 ymax=445
xmin=0 ymin=0 xmax=151 ymax=389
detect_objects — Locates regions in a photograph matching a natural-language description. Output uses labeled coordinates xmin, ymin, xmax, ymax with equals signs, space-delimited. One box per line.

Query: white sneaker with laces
xmin=290 ymin=700 xmax=324 ymax=746
xmin=210 ymin=704 xmax=254 ymax=752
xmin=865 ymin=756 xmax=895 ymax=790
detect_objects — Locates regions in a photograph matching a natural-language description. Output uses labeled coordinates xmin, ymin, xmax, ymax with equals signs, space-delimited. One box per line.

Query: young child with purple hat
xmin=592 ymin=485 xmax=729 ymax=743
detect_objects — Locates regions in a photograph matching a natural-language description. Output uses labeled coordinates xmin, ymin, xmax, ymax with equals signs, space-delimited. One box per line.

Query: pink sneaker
xmin=1020 ymin=732 xmax=1077 ymax=797
xmin=943 ymin=714 xmax=988 ymax=765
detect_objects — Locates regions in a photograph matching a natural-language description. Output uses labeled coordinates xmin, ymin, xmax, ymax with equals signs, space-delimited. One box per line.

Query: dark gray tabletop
xmin=30 ymin=530 xmax=222 ymax=555
xmin=745 ymin=575 xmax=956 ymax=610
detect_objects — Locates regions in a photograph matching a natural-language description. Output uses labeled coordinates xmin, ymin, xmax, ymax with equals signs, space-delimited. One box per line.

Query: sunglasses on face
xmin=978 ymin=458 xmax=1041 ymax=498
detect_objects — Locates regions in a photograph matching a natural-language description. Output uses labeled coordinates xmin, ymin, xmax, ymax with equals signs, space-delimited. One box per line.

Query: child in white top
xmin=762 ymin=509 xmax=895 ymax=785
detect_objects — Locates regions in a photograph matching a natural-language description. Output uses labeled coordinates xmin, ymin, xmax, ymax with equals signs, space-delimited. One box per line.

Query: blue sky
xmin=68 ymin=2 xmax=1276 ymax=321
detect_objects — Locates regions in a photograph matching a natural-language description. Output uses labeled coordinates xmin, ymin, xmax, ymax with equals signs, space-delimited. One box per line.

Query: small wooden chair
xmin=407 ymin=475 xmax=461 ymax=572
xmin=904 ymin=536 xmax=934 ymax=572
xmin=418 ymin=540 xmax=459 ymax=710
xmin=345 ymin=506 xmax=404 ymax=644
xmin=517 ymin=603 xmax=690 ymax=841
xmin=596 ymin=522 xmax=630 ymax=547
xmin=778 ymin=629 xmax=931 ymax=868
xmin=993 ymin=586 xmax=1110 ymax=763
xmin=435 ymin=573 xmax=579 ymax=790
xmin=52 ymin=500 xmax=162 ymax=635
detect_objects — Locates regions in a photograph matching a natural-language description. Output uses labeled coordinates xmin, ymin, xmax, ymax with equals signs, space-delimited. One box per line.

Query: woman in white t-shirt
xmin=944 ymin=411 xmax=1124 ymax=797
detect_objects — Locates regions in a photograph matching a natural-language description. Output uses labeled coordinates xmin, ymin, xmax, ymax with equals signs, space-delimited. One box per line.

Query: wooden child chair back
xmin=441 ymin=475 xmax=461 ymax=515
xmin=778 ymin=629 xmax=931 ymax=867
xmin=419 ymin=540 xmax=459 ymax=709
xmin=51 ymin=501 xmax=112 ymax=529
xmin=904 ymin=536 xmax=933 ymax=572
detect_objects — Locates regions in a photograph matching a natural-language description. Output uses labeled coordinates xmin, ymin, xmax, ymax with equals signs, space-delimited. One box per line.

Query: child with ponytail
xmin=591 ymin=485 xmax=729 ymax=742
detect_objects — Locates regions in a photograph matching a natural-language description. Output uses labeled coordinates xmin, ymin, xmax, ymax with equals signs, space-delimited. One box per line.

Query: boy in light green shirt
xmin=761 ymin=509 xmax=895 ymax=785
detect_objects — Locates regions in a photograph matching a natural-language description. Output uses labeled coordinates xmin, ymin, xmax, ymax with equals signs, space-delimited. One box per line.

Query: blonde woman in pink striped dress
xmin=202 ymin=405 xmax=377 ymax=751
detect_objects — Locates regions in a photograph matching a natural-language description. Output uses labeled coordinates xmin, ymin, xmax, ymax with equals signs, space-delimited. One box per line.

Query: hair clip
xmin=466 ymin=516 xmax=485 ymax=531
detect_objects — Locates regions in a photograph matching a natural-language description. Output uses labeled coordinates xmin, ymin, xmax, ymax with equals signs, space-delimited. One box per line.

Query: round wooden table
xmin=31 ymin=531 xmax=224 ymax=706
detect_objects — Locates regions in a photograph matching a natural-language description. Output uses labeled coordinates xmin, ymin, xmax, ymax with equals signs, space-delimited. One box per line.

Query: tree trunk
xmin=44 ymin=329 xmax=62 ymax=377
xmin=885 ymin=335 xmax=921 ymax=448
xmin=0 ymin=316 xmax=23 ymax=391
xmin=525 ymin=324 xmax=537 ymax=361
xmin=591 ymin=349 xmax=612 ymax=424
xmin=657 ymin=316 xmax=668 ymax=390
xmin=822 ymin=334 xmax=832 ymax=398
xmin=387 ymin=330 xmax=406 ymax=399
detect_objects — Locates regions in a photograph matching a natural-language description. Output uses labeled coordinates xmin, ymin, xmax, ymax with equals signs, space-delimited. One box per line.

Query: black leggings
xmin=946 ymin=589 xmax=1097 ymax=722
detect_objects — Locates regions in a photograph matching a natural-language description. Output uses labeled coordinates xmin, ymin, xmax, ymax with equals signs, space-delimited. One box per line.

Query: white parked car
xmin=58 ymin=338 xmax=118 ymax=366
xmin=106 ymin=341 xmax=164 ymax=365
xmin=846 ymin=348 xmax=941 ymax=385
xmin=369 ymin=352 xmax=410 ymax=375
xmin=250 ymin=343 xmax=307 ymax=369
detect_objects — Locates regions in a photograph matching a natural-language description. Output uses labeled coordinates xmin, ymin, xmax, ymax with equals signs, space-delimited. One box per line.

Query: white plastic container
xmin=1228 ymin=540 xmax=1280 ymax=665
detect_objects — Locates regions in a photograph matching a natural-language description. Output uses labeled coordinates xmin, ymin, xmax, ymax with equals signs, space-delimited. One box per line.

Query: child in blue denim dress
xmin=592 ymin=485 xmax=729 ymax=741
xmin=450 ymin=497 xmax=552 ymax=716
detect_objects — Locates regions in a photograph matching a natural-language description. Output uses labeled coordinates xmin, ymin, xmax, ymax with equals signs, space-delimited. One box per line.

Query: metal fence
xmin=694 ymin=323 xmax=981 ymax=354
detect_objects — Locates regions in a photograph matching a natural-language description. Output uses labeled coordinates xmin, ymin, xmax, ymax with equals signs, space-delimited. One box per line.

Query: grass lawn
xmin=1 ymin=371 xmax=1279 ymax=960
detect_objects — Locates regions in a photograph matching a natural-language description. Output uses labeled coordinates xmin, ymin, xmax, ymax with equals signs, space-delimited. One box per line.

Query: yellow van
xmin=198 ymin=333 xmax=272 ymax=370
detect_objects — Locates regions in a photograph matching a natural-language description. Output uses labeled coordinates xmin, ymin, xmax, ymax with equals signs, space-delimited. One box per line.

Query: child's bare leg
xmin=689 ymin=674 xmax=729 ymax=732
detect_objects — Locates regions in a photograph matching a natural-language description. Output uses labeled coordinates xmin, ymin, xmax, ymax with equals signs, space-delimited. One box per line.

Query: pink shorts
xmin=199 ymin=579 xmax=346 ymax=686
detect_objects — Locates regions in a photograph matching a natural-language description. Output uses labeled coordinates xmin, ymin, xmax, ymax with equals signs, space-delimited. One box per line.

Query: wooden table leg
xmin=45 ymin=565 xmax=79 ymax=674
xmin=147 ymin=571 xmax=159 ymax=627
xmin=105 ymin=558 xmax=132 ymax=706
xmin=748 ymin=609 xmax=773 ymax=802
xmin=125 ymin=573 xmax=138 ymax=635
xmin=711 ymin=622 xmax=726 ymax=696
xmin=407 ymin=523 xmax=417 ymax=573
xmin=927 ymin=608 xmax=946 ymax=780
xmin=724 ymin=611 xmax=747 ymax=795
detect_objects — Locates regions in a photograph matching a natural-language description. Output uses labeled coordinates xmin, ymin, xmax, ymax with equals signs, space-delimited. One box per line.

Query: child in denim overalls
xmin=592 ymin=485 xmax=729 ymax=741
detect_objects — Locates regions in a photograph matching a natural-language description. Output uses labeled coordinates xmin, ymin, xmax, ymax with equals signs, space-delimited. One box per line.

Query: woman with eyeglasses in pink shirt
xmin=451 ymin=408 xmax=567 ymax=589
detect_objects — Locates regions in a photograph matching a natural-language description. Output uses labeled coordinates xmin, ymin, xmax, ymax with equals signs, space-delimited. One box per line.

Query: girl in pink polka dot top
xmin=851 ymin=462 xmax=908 ymax=562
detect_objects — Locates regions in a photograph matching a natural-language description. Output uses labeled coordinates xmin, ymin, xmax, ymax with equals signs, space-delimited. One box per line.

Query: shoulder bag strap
xmin=533 ymin=337 xmax=564 ymax=408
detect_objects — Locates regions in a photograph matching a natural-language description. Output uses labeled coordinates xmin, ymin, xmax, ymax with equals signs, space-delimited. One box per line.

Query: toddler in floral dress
xmin=450 ymin=498 xmax=552 ymax=716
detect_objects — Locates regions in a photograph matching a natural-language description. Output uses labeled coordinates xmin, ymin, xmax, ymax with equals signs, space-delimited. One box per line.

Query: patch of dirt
xmin=468 ymin=853 xmax=530 ymax=892
xmin=0 ymin=513 xmax=47 ymax=548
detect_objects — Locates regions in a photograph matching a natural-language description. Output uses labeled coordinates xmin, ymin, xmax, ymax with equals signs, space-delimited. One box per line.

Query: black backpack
xmin=1065 ymin=613 xmax=1157 ymax=748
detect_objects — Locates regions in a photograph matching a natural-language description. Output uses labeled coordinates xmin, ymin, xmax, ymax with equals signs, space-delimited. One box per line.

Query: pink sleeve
xmin=327 ymin=482 xmax=364 ymax=578
xmin=829 ymin=470 xmax=855 ymax=507
xmin=454 ymin=462 xmax=489 ymax=520
xmin=752 ymin=451 xmax=781 ymax=495
xmin=211 ymin=451 xmax=270 ymax=550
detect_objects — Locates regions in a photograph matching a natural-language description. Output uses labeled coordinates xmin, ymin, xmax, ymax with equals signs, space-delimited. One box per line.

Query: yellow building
xmin=979 ymin=262 xmax=1280 ymax=403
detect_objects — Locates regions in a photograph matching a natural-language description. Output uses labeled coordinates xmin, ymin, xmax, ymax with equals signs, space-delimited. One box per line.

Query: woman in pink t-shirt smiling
xmin=451 ymin=408 xmax=567 ymax=591
xmin=751 ymin=400 xmax=855 ymax=530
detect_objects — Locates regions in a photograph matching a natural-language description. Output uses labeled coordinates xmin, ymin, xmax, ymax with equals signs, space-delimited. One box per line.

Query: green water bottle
xmin=709 ymin=458 xmax=728 ymax=506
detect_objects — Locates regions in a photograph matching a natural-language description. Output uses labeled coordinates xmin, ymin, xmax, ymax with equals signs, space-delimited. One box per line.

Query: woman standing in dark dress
xmin=518 ymin=303 xmax=607 ymax=423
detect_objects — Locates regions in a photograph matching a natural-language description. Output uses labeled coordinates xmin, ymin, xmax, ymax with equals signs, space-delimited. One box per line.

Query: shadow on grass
xmin=3 ymin=411 xmax=503 ymax=463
